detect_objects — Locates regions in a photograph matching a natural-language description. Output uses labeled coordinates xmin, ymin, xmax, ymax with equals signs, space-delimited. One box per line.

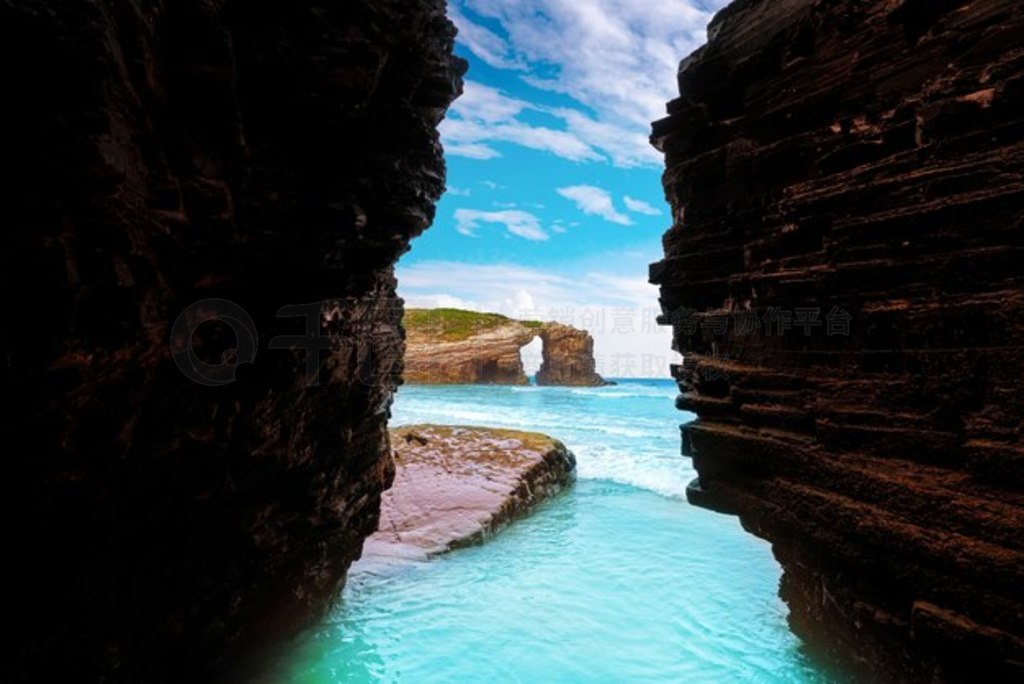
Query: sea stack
xmin=536 ymin=323 xmax=608 ymax=387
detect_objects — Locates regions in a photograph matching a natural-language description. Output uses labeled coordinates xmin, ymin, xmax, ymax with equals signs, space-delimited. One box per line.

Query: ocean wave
xmin=391 ymin=383 xmax=692 ymax=500
xmin=567 ymin=386 xmax=676 ymax=399
xmin=394 ymin=407 xmax=666 ymax=441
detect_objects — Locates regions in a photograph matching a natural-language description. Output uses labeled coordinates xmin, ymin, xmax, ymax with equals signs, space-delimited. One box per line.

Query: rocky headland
xmin=356 ymin=425 xmax=576 ymax=569
xmin=651 ymin=0 xmax=1024 ymax=680
xmin=403 ymin=308 xmax=610 ymax=386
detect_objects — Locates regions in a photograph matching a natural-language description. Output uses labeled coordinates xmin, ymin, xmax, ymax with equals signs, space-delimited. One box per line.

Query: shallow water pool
xmin=271 ymin=381 xmax=832 ymax=683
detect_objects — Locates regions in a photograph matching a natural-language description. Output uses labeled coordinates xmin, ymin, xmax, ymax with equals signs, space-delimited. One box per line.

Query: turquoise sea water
xmin=273 ymin=380 xmax=833 ymax=683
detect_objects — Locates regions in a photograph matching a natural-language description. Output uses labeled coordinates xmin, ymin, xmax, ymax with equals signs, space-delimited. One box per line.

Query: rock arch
xmin=403 ymin=315 xmax=609 ymax=386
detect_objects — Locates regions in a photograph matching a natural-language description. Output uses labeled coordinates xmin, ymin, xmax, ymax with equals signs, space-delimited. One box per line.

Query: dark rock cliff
xmin=651 ymin=0 xmax=1024 ymax=680
xmin=2 ymin=0 xmax=463 ymax=680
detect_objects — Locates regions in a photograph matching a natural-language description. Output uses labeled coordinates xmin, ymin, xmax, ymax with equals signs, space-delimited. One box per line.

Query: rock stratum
xmin=2 ymin=0 xmax=462 ymax=680
xmin=651 ymin=0 xmax=1024 ymax=681
xmin=403 ymin=308 xmax=609 ymax=386
xmin=357 ymin=425 xmax=576 ymax=568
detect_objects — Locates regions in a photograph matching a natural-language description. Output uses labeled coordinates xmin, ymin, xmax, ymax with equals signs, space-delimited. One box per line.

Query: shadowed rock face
xmin=651 ymin=0 xmax=1024 ymax=680
xmin=356 ymin=425 xmax=576 ymax=569
xmin=2 ymin=0 xmax=463 ymax=680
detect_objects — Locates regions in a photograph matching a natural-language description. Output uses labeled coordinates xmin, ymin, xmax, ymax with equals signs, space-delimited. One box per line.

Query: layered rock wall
xmin=404 ymin=322 xmax=537 ymax=384
xmin=404 ymin=313 xmax=609 ymax=386
xmin=2 ymin=0 xmax=462 ymax=680
xmin=651 ymin=0 xmax=1024 ymax=680
xmin=536 ymin=323 xmax=609 ymax=387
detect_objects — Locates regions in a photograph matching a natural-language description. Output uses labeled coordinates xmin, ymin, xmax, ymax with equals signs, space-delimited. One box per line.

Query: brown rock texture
xmin=405 ymin=320 xmax=537 ymax=384
xmin=536 ymin=323 xmax=610 ymax=387
xmin=650 ymin=0 xmax=1024 ymax=681
xmin=403 ymin=311 xmax=609 ymax=386
xmin=2 ymin=0 xmax=463 ymax=680
xmin=357 ymin=425 xmax=576 ymax=568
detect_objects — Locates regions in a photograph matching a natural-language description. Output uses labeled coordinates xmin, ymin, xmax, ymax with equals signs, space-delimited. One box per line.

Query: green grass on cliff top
xmin=392 ymin=424 xmax=563 ymax=459
xmin=404 ymin=308 xmax=543 ymax=342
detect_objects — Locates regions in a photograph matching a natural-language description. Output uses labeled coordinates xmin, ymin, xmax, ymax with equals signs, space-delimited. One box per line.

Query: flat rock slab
xmin=354 ymin=425 xmax=576 ymax=570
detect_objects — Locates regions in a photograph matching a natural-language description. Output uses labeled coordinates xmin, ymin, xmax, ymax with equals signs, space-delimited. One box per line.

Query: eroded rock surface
xmin=357 ymin=425 xmax=576 ymax=568
xmin=404 ymin=309 xmax=609 ymax=385
xmin=536 ymin=323 xmax=609 ymax=387
xmin=2 ymin=0 xmax=463 ymax=680
xmin=651 ymin=0 xmax=1024 ymax=680
xmin=405 ymin=320 xmax=538 ymax=384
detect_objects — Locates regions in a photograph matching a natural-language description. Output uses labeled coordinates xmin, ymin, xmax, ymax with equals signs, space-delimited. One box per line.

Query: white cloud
xmin=442 ymin=79 xmax=659 ymax=167
xmin=459 ymin=0 xmax=724 ymax=125
xmin=447 ymin=0 xmax=731 ymax=167
xmin=446 ymin=143 xmax=501 ymax=160
xmin=447 ymin=186 xmax=472 ymax=197
xmin=404 ymin=293 xmax=482 ymax=310
xmin=552 ymin=107 xmax=661 ymax=167
xmin=624 ymin=196 xmax=662 ymax=215
xmin=397 ymin=259 xmax=680 ymax=377
xmin=400 ymin=261 xmax=649 ymax=310
xmin=454 ymin=208 xmax=549 ymax=241
xmin=441 ymin=98 xmax=603 ymax=163
xmin=557 ymin=185 xmax=632 ymax=225
xmin=453 ymin=81 xmax=531 ymax=123
xmin=447 ymin=5 xmax=525 ymax=71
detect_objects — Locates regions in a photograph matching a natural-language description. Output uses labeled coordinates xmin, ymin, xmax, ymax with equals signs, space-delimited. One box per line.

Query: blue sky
xmin=397 ymin=0 xmax=730 ymax=376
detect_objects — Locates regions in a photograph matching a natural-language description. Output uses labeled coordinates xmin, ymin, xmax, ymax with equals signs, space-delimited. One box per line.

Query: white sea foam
xmin=573 ymin=443 xmax=692 ymax=499
xmin=391 ymin=380 xmax=692 ymax=499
